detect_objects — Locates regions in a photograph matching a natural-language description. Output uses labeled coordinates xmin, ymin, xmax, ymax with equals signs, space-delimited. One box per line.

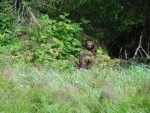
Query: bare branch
xmin=119 ymin=47 xmax=123 ymax=59
xmin=25 ymin=5 xmax=41 ymax=27
xmin=133 ymin=32 xmax=150 ymax=59
xmin=16 ymin=3 xmax=41 ymax=26
xmin=138 ymin=49 xmax=143 ymax=57
xmin=21 ymin=4 xmax=26 ymax=24
xmin=133 ymin=32 xmax=143 ymax=59
xmin=148 ymin=39 xmax=150 ymax=56
xmin=140 ymin=47 xmax=150 ymax=57
xmin=125 ymin=49 xmax=128 ymax=60
xmin=14 ymin=0 xmax=17 ymax=11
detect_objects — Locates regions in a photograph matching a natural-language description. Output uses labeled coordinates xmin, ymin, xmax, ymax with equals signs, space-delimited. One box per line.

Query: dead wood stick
xmin=140 ymin=47 xmax=149 ymax=57
xmin=148 ymin=40 xmax=150 ymax=56
xmin=138 ymin=49 xmax=143 ymax=57
xmin=133 ymin=32 xmax=150 ymax=59
xmin=133 ymin=32 xmax=143 ymax=59
xmin=25 ymin=5 xmax=41 ymax=27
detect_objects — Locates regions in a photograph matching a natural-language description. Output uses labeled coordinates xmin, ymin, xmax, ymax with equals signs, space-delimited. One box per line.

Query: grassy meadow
xmin=0 ymin=61 xmax=150 ymax=113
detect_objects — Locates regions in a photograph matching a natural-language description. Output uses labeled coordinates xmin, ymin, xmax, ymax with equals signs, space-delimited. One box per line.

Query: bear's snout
xmin=87 ymin=43 xmax=92 ymax=49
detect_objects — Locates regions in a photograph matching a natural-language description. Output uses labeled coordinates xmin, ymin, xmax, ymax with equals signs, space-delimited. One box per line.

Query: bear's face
xmin=84 ymin=40 xmax=97 ymax=52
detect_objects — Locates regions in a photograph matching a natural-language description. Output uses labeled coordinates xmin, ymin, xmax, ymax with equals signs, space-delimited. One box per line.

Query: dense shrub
xmin=0 ymin=1 xmax=16 ymax=45
xmin=6 ymin=14 xmax=83 ymax=68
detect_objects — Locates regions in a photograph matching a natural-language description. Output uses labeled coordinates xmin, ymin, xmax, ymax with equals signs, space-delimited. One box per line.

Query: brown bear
xmin=76 ymin=40 xmax=97 ymax=69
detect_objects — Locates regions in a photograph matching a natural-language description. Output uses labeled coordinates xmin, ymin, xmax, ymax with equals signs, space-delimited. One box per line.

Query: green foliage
xmin=0 ymin=1 xmax=14 ymax=33
xmin=95 ymin=47 xmax=120 ymax=67
xmin=0 ymin=13 xmax=11 ymax=32
xmin=0 ymin=31 xmax=14 ymax=46
xmin=11 ymin=14 xmax=83 ymax=68
xmin=0 ymin=1 xmax=18 ymax=46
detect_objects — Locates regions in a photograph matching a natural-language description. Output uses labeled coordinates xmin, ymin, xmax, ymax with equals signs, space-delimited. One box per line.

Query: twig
xmin=133 ymin=32 xmax=150 ymax=59
xmin=14 ymin=0 xmax=18 ymax=11
xmin=21 ymin=4 xmax=26 ymax=24
xmin=138 ymin=49 xmax=143 ymax=57
xmin=148 ymin=39 xmax=150 ymax=56
xmin=16 ymin=3 xmax=40 ymax=26
xmin=140 ymin=47 xmax=149 ymax=57
xmin=119 ymin=47 xmax=123 ymax=59
xmin=5 ymin=4 xmax=15 ymax=11
xmin=17 ymin=4 xmax=22 ymax=22
xmin=125 ymin=49 xmax=127 ymax=60
xmin=16 ymin=4 xmax=26 ymax=25
xmin=133 ymin=32 xmax=143 ymax=59
xmin=25 ymin=5 xmax=41 ymax=27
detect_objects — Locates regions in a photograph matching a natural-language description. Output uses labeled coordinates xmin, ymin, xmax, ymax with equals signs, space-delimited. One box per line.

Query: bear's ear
xmin=94 ymin=41 xmax=97 ymax=46
xmin=84 ymin=39 xmax=88 ymax=44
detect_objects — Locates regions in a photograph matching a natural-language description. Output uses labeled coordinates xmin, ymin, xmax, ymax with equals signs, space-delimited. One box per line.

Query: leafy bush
xmin=38 ymin=14 xmax=83 ymax=59
xmin=94 ymin=47 xmax=120 ymax=68
xmin=0 ymin=2 xmax=16 ymax=46
xmin=10 ymin=14 xmax=83 ymax=68
xmin=0 ymin=2 xmax=13 ymax=30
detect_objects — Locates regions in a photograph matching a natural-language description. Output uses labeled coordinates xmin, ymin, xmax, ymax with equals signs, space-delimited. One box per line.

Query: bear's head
xmin=84 ymin=40 xmax=97 ymax=53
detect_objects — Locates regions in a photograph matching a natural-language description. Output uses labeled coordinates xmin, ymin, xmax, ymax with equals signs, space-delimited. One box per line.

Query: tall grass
xmin=0 ymin=62 xmax=150 ymax=113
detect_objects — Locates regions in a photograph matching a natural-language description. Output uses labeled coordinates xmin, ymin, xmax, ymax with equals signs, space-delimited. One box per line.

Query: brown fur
xmin=84 ymin=40 xmax=97 ymax=54
xmin=76 ymin=40 xmax=97 ymax=69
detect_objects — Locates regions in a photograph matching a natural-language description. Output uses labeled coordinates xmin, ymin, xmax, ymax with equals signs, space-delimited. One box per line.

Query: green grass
xmin=0 ymin=62 xmax=150 ymax=113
